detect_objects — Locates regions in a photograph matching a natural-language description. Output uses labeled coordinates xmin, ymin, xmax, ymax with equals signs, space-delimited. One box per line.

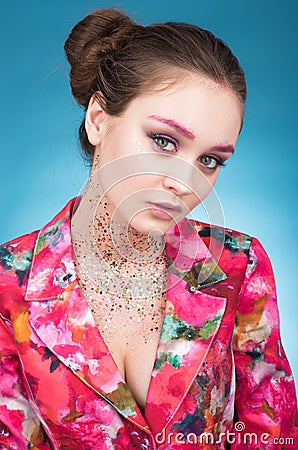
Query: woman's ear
xmin=85 ymin=94 xmax=106 ymax=146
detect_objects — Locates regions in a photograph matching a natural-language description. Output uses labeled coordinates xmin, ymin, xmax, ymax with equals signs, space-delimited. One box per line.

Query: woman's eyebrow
xmin=148 ymin=115 xmax=234 ymax=153
xmin=148 ymin=115 xmax=195 ymax=140
xmin=210 ymin=144 xmax=235 ymax=154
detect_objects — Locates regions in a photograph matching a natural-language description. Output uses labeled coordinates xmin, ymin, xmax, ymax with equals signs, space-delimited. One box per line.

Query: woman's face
xmin=86 ymin=75 xmax=242 ymax=235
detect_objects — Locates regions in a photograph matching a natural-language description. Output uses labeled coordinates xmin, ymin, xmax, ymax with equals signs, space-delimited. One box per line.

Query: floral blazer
xmin=0 ymin=198 xmax=297 ymax=449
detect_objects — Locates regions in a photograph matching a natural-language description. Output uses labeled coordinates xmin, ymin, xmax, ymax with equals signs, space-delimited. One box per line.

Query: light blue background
xmin=0 ymin=1 xmax=297 ymax=385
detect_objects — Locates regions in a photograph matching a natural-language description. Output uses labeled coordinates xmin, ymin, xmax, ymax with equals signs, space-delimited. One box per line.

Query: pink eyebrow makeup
xmin=148 ymin=115 xmax=195 ymax=140
xmin=148 ymin=115 xmax=235 ymax=153
xmin=210 ymin=144 xmax=235 ymax=154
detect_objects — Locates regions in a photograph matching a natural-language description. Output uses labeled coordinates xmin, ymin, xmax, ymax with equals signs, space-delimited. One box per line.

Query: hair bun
xmin=64 ymin=8 xmax=141 ymax=108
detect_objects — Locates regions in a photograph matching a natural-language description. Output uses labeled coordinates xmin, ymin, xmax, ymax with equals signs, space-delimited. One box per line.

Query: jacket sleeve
xmin=232 ymin=237 xmax=298 ymax=449
xmin=0 ymin=316 xmax=52 ymax=449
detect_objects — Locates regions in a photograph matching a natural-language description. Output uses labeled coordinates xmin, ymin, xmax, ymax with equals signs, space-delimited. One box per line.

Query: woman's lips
xmin=147 ymin=201 xmax=182 ymax=220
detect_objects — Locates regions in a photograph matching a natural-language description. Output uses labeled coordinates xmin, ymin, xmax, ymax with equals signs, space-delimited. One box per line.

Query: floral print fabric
xmin=0 ymin=198 xmax=297 ymax=449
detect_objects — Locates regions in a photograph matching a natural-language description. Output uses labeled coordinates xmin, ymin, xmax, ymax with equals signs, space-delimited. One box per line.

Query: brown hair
xmin=64 ymin=8 xmax=246 ymax=166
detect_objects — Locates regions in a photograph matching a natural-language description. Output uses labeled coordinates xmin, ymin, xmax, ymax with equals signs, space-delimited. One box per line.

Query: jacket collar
xmin=25 ymin=197 xmax=227 ymax=301
xmin=25 ymin=198 xmax=78 ymax=301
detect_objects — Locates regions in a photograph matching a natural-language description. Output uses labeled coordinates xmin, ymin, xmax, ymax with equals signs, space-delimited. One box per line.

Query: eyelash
xmin=148 ymin=132 xmax=227 ymax=172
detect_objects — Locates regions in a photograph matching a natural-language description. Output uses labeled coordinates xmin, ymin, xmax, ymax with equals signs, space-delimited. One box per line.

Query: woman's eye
xmin=150 ymin=134 xmax=177 ymax=152
xmin=199 ymin=155 xmax=224 ymax=170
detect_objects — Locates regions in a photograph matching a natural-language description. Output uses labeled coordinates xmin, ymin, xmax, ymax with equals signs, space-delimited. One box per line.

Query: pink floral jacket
xmin=0 ymin=198 xmax=297 ymax=449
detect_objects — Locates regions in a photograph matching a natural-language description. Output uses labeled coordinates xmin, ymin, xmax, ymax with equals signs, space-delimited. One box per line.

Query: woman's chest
xmin=89 ymin=291 xmax=167 ymax=411
xmin=106 ymin=329 xmax=161 ymax=411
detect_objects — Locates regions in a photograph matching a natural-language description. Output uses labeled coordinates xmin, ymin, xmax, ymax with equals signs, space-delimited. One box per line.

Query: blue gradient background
xmin=0 ymin=1 xmax=297 ymax=384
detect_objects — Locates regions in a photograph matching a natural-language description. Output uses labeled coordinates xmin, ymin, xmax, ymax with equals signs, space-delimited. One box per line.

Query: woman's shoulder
xmin=0 ymin=198 xmax=79 ymax=319
xmin=0 ymin=230 xmax=39 ymax=319
xmin=0 ymin=198 xmax=76 ymax=284
xmin=189 ymin=219 xmax=275 ymax=282
xmin=0 ymin=230 xmax=39 ymax=277
xmin=0 ymin=230 xmax=39 ymax=276
xmin=190 ymin=218 xmax=253 ymax=255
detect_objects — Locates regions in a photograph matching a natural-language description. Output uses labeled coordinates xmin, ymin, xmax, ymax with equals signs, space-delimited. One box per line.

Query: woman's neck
xmin=94 ymin=196 xmax=166 ymax=275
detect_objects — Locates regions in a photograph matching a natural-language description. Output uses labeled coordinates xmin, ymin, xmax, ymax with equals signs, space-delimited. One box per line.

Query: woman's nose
xmin=160 ymin=155 xmax=195 ymax=196
xmin=162 ymin=175 xmax=193 ymax=196
xmin=160 ymin=155 xmax=214 ymax=203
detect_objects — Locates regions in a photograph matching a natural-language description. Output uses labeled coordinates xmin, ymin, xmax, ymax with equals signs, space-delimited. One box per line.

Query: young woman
xmin=0 ymin=7 xmax=296 ymax=449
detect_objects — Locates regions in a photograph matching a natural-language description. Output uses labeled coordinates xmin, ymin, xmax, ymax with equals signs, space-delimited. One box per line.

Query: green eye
xmin=156 ymin=137 xmax=169 ymax=148
xmin=200 ymin=155 xmax=218 ymax=169
xmin=155 ymin=137 xmax=176 ymax=152
xmin=149 ymin=133 xmax=177 ymax=153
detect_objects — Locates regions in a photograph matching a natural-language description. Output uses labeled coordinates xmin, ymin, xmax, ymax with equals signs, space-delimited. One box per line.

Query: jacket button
xmin=130 ymin=432 xmax=151 ymax=449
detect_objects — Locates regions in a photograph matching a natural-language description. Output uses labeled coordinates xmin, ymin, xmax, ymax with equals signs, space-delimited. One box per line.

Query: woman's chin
xmin=128 ymin=210 xmax=178 ymax=236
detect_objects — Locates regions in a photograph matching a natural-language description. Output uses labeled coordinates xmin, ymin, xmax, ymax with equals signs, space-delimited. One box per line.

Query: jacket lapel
xmin=144 ymin=219 xmax=227 ymax=435
xmin=28 ymin=279 xmax=149 ymax=430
